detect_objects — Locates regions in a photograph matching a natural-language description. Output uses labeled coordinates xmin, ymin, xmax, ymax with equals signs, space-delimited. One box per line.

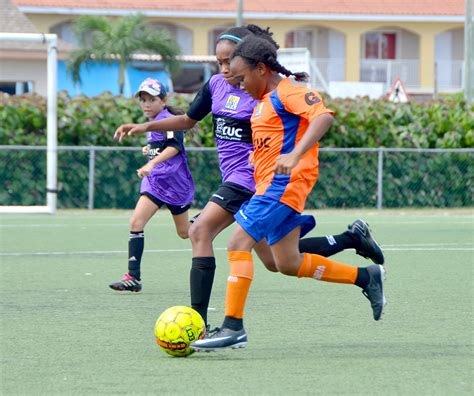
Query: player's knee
xmin=262 ymin=258 xmax=278 ymax=272
xmin=276 ymin=263 xmax=295 ymax=276
xmin=274 ymin=255 xmax=299 ymax=276
xmin=177 ymin=228 xmax=189 ymax=239
xmin=189 ymin=222 xmax=210 ymax=243
xmin=227 ymin=238 xmax=242 ymax=252
xmin=129 ymin=217 xmax=145 ymax=231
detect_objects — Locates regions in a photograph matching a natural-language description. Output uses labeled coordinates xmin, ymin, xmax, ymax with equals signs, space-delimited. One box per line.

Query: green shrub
xmin=1 ymin=91 xmax=472 ymax=148
xmin=1 ymin=92 xmax=472 ymax=209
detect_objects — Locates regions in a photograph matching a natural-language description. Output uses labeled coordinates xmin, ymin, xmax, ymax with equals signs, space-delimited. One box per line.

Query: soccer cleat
xmin=348 ymin=219 xmax=385 ymax=264
xmin=190 ymin=327 xmax=247 ymax=352
xmin=109 ymin=273 xmax=142 ymax=292
xmin=205 ymin=325 xmax=220 ymax=338
xmin=362 ymin=264 xmax=386 ymax=321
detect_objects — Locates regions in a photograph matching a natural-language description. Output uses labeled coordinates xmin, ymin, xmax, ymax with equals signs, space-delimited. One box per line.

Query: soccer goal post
xmin=0 ymin=33 xmax=58 ymax=214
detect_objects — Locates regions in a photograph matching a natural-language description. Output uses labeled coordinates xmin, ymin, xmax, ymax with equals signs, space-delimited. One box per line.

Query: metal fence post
xmin=377 ymin=149 xmax=384 ymax=209
xmin=88 ymin=148 xmax=96 ymax=210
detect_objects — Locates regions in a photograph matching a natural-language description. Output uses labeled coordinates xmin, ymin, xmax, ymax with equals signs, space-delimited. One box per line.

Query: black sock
xmin=299 ymin=231 xmax=357 ymax=257
xmin=355 ymin=267 xmax=369 ymax=289
xmin=190 ymin=257 xmax=216 ymax=325
xmin=128 ymin=231 xmax=144 ymax=280
xmin=223 ymin=316 xmax=243 ymax=331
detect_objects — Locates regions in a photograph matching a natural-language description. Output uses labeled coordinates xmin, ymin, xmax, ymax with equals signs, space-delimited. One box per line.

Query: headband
xmin=219 ymin=34 xmax=242 ymax=43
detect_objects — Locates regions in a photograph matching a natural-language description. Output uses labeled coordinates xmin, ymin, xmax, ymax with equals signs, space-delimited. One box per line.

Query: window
xmin=285 ymin=30 xmax=313 ymax=49
xmin=364 ymin=32 xmax=396 ymax=60
xmin=50 ymin=21 xmax=78 ymax=46
xmin=0 ymin=81 xmax=33 ymax=95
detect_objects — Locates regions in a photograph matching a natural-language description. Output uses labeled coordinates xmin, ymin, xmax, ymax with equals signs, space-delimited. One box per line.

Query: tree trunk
xmin=118 ymin=61 xmax=125 ymax=95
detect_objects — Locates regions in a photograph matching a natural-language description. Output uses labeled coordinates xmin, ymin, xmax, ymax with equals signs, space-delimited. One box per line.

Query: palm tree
xmin=68 ymin=14 xmax=180 ymax=95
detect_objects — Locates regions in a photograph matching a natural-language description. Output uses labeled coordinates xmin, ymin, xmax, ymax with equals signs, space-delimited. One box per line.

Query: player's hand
xmin=114 ymin=124 xmax=137 ymax=143
xmin=248 ymin=151 xmax=254 ymax=167
xmin=137 ymin=163 xmax=154 ymax=178
xmin=142 ymin=146 xmax=149 ymax=156
xmin=274 ymin=152 xmax=301 ymax=175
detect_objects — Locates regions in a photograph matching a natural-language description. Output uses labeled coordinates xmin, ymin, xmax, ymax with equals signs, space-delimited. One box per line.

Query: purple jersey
xmin=187 ymin=74 xmax=258 ymax=192
xmin=140 ymin=108 xmax=194 ymax=206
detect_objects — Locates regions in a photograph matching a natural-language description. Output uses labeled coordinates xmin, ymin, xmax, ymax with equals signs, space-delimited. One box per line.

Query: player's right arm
xmin=114 ymin=115 xmax=197 ymax=143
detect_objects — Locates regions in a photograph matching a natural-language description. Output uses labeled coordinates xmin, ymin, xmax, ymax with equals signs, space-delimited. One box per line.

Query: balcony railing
xmin=309 ymin=58 xmax=345 ymax=90
xmin=435 ymin=60 xmax=464 ymax=91
xmin=360 ymin=59 xmax=420 ymax=89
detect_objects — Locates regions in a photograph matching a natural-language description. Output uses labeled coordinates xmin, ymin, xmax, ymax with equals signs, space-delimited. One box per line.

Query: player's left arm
xmin=136 ymin=131 xmax=183 ymax=178
xmin=274 ymin=113 xmax=333 ymax=175
xmin=137 ymin=146 xmax=179 ymax=178
xmin=274 ymin=87 xmax=333 ymax=175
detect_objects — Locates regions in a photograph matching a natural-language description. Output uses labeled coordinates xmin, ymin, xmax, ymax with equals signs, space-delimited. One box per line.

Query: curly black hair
xmin=231 ymin=36 xmax=308 ymax=82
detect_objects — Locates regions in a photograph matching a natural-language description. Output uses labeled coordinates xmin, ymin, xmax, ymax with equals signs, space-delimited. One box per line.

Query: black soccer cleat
xmin=190 ymin=327 xmax=247 ymax=352
xmin=362 ymin=264 xmax=386 ymax=321
xmin=109 ymin=273 xmax=142 ymax=292
xmin=348 ymin=219 xmax=385 ymax=264
xmin=205 ymin=325 xmax=220 ymax=339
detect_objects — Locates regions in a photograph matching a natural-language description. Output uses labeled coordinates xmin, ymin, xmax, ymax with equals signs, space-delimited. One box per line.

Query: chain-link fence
xmin=1 ymin=146 xmax=472 ymax=209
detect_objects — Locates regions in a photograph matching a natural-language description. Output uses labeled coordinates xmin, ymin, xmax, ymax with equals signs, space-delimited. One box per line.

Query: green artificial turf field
xmin=1 ymin=209 xmax=473 ymax=395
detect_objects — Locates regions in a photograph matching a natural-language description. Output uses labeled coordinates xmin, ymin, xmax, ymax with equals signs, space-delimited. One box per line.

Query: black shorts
xmin=141 ymin=192 xmax=190 ymax=215
xmin=209 ymin=182 xmax=254 ymax=214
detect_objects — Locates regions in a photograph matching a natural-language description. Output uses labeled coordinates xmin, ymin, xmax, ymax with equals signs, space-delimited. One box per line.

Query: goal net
xmin=0 ymin=33 xmax=58 ymax=214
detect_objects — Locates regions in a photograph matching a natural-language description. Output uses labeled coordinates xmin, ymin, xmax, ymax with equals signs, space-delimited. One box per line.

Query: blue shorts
xmin=234 ymin=195 xmax=315 ymax=245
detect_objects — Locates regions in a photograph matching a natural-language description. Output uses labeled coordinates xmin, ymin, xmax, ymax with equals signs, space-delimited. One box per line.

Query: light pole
xmin=237 ymin=0 xmax=244 ymax=27
xmin=465 ymin=0 xmax=473 ymax=105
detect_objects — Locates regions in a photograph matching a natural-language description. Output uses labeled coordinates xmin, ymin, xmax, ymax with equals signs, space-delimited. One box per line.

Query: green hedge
xmin=1 ymin=91 xmax=473 ymax=148
xmin=1 ymin=149 xmax=471 ymax=208
xmin=1 ymin=92 xmax=472 ymax=208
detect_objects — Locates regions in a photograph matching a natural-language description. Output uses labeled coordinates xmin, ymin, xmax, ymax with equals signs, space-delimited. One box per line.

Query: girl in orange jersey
xmin=191 ymin=36 xmax=387 ymax=351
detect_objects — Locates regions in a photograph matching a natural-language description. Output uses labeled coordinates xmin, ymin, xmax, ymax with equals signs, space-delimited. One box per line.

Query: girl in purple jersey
xmin=110 ymin=78 xmax=195 ymax=292
xmin=114 ymin=26 xmax=384 ymax=323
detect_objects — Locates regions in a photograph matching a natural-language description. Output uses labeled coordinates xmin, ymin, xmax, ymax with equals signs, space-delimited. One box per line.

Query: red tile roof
xmin=13 ymin=0 xmax=465 ymax=16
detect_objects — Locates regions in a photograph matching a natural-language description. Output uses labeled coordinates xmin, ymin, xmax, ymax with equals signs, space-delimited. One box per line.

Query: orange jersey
xmin=250 ymin=78 xmax=333 ymax=213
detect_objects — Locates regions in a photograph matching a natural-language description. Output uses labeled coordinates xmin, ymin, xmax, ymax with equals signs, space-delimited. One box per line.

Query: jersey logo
xmin=215 ymin=117 xmax=243 ymax=139
xmin=254 ymin=137 xmax=271 ymax=150
xmin=305 ymin=92 xmax=320 ymax=105
xmin=166 ymin=131 xmax=174 ymax=139
xmin=254 ymin=102 xmax=264 ymax=117
xmin=224 ymin=95 xmax=241 ymax=111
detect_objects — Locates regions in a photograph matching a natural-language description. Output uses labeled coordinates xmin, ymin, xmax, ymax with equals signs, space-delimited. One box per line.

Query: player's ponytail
xmin=245 ymin=24 xmax=279 ymax=50
xmin=165 ymin=105 xmax=185 ymax=116
xmin=232 ymin=36 xmax=309 ymax=82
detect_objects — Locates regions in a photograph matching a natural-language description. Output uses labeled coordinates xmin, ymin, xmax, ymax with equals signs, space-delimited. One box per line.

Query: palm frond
xmin=67 ymin=14 xmax=182 ymax=93
xmin=66 ymin=49 xmax=94 ymax=84
xmin=73 ymin=15 xmax=111 ymax=48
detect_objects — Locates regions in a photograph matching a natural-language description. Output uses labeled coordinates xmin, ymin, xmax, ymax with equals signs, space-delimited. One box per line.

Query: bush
xmin=1 ymin=91 xmax=472 ymax=148
xmin=1 ymin=92 xmax=472 ymax=208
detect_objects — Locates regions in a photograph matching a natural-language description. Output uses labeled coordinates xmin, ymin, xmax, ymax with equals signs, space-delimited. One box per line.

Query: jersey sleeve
xmin=163 ymin=131 xmax=184 ymax=152
xmin=281 ymin=83 xmax=333 ymax=122
xmin=186 ymin=80 xmax=212 ymax=121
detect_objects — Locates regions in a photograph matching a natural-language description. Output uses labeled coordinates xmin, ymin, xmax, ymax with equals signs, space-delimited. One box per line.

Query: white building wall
xmin=0 ymin=58 xmax=47 ymax=95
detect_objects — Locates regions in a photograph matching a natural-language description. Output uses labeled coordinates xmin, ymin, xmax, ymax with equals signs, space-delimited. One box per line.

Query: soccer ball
xmin=154 ymin=306 xmax=206 ymax=357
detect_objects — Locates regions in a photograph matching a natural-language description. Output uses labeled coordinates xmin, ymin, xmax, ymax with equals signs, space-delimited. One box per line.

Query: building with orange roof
xmin=4 ymin=0 xmax=469 ymax=94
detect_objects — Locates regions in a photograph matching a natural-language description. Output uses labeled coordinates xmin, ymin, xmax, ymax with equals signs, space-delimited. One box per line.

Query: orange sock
xmin=297 ymin=253 xmax=357 ymax=284
xmin=225 ymin=251 xmax=254 ymax=319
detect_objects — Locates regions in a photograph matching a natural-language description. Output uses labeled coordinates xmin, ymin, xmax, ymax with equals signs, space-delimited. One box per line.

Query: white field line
xmin=1 ymin=220 xmax=473 ymax=228
xmin=1 ymin=245 xmax=473 ymax=257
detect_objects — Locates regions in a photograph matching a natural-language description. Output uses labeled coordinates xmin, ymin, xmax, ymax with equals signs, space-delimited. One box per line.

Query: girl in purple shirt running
xmin=110 ymin=78 xmax=194 ymax=292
